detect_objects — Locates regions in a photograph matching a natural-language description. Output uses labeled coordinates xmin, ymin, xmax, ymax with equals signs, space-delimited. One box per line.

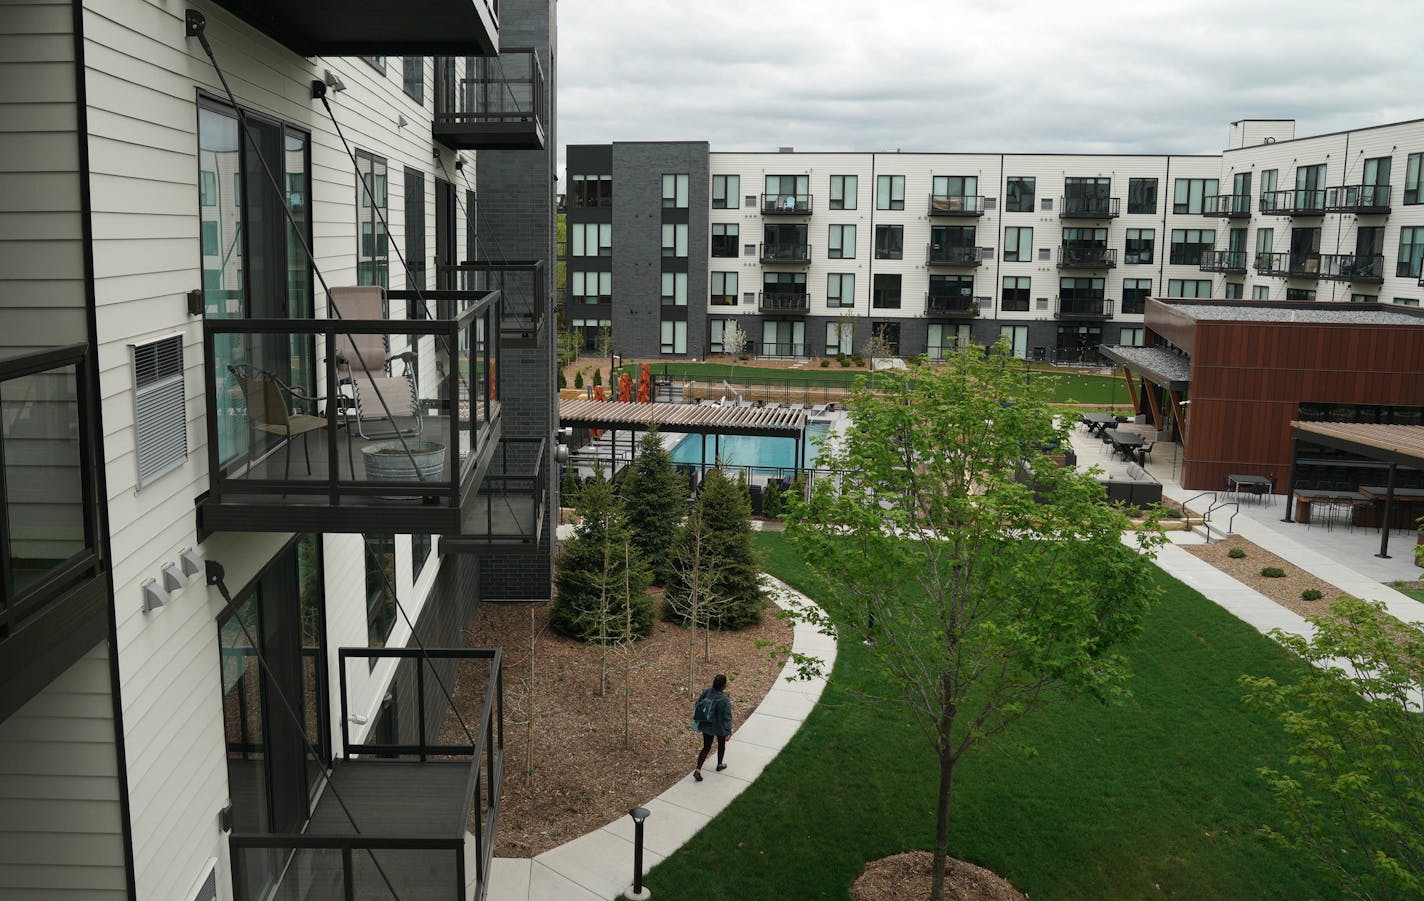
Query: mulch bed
xmin=851 ymin=851 xmax=1028 ymax=901
xmin=1183 ymin=535 xmax=1351 ymax=620
xmin=455 ymin=593 xmax=793 ymax=857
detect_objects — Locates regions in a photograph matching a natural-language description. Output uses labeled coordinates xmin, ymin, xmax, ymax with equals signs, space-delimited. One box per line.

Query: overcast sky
xmin=555 ymin=0 xmax=1424 ymax=179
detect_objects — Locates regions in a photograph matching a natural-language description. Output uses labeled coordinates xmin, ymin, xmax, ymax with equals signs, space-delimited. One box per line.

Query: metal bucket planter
xmin=362 ymin=440 xmax=446 ymax=483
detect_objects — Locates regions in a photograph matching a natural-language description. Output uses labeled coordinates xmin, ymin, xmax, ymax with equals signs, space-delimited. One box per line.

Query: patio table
xmin=1291 ymin=488 xmax=1369 ymax=525
xmin=1104 ymin=429 xmax=1144 ymax=460
xmin=1227 ymin=473 xmax=1274 ymax=505
xmin=1081 ymin=413 xmax=1119 ymax=434
xmin=1357 ymin=485 xmax=1424 ymax=530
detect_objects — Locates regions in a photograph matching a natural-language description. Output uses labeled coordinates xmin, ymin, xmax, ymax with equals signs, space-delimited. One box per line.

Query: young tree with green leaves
xmin=551 ymin=468 xmax=653 ymax=644
xmin=619 ymin=427 xmax=686 ymax=584
xmin=787 ymin=342 xmax=1162 ymax=901
xmin=666 ymin=466 xmax=763 ymax=629
xmin=1241 ymin=596 xmax=1424 ymax=900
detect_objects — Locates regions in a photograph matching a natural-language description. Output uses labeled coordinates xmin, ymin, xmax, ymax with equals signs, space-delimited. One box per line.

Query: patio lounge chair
xmin=329 ymin=286 xmax=421 ymax=439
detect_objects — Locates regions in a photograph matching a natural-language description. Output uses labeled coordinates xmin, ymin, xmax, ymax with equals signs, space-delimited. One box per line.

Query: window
xmin=1172 ymin=178 xmax=1219 ymax=214
xmin=571 ymin=223 xmax=612 ymax=256
xmin=830 ymin=175 xmax=857 ymax=210
xmin=1252 ymin=285 xmax=1270 ymax=300
xmin=871 ymin=322 xmax=901 ymax=355
xmin=927 ymin=323 xmax=970 ymax=360
xmin=1395 ymin=297 xmax=1420 ymax=307
xmin=874 ymin=224 xmax=903 ymax=260
xmin=1398 ymin=227 xmax=1424 ymax=278
xmin=660 ymin=320 xmax=687 ymax=355
xmin=1254 ymin=227 xmax=1275 ymax=268
xmin=1000 ymin=324 xmax=1029 ymax=358
xmin=872 ymin=273 xmax=901 ymax=309
xmin=1127 ymin=178 xmax=1157 ymax=214
xmin=571 ymin=271 xmax=611 ymax=304
xmin=765 ymin=174 xmax=809 ymax=205
xmin=402 ymin=58 xmax=424 ymax=103
xmin=1001 ymin=276 xmax=1030 ymax=312
xmin=1169 ymin=229 xmax=1214 ymax=266
xmin=404 ymin=168 xmax=425 ymax=289
xmin=763 ymin=271 xmax=807 ymax=300
xmin=929 ymin=275 xmax=974 ymax=312
xmin=1121 ymin=278 xmax=1151 ymax=315
xmin=828 ymin=224 xmax=856 ymax=259
xmin=412 ymin=534 xmax=435 ymax=576
xmin=1124 ymin=229 xmax=1155 ymax=264
xmin=365 ymin=535 xmax=396 ymax=648
xmin=763 ymin=223 xmax=807 ymax=260
xmin=932 ymin=175 xmax=978 ymax=205
xmin=1285 ymin=288 xmax=1317 ymax=300
xmin=876 ymin=174 xmax=905 ymax=210
xmin=1295 ymin=164 xmax=1326 ymax=209
xmin=199 ymin=170 xmax=217 ymax=206
xmin=1350 ymin=293 xmax=1377 ymax=303
xmin=361 ymin=56 xmax=387 ymax=74
xmin=661 ymin=223 xmax=688 ymax=257
xmin=710 ymin=272 xmax=738 ymax=305
xmin=661 ymin=272 xmax=687 ymax=306
xmin=826 ymin=321 xmax=853 ymax=355
xmin=201 ymin=221 xmax=219 ymax=256
xmin=1064 ymin=177 xmax=1110 ymax=214
xmin=1166 ymin=279 xmax=1212 ymax=298
xmin=711 ymin=174 xmax=739 ymax=209
xmin=711 ymin=223 xmax=738 ymax=258
xmin=662 ymin=174 xmax=689 ymax=209
xmin=571 ymin=174 xmax=612 ymax=208
xmin=1406 ymin=153 xmax=1424 ymax=205
xmin=1006 ymin=177 xmax=1035 ymax=212
xmin=1059 ymin=277 xmax=1105 ymax=303
xmin=356 ymin=151 xmax=389 ymax=288
xmin=827 ymin=273 xmax=855 ymax=308
xmin=1119 ymin=327 xmax=1145 ymax=347
xmin=1224 ymin=283 xmax=1244 ymax=299
xmin=1003 ymin=227 xmax=1032 ymax=262
xmin=1259 ymin=168 xmax=1279 ymax=211
xmin=762 ymin=320 xmax=805 ymax=357
xmin=709 ymin=319 xmax=737 ymax=353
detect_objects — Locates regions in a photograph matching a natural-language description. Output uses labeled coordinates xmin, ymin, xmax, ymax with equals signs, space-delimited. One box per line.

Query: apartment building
xmin=0 ymin=0 xmax=555 ymax=898
xmin=567 ymin=117 xmax=1424 ymax=362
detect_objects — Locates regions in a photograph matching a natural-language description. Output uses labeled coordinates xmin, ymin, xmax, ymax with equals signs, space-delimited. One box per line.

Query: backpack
xmin=693 ymin=693 xmax=716 ymax=724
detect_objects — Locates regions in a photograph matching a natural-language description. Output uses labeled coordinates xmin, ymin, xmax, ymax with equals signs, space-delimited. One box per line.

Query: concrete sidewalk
xmin=485 ymin=575 xmax=836 ymax=901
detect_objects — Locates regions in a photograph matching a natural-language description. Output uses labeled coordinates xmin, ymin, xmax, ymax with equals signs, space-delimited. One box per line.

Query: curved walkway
xmin=486 ymin=575 xmax=836 ymax=900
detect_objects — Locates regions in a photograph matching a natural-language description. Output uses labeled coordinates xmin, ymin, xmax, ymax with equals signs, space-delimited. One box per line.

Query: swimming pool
xmin=670 ymin=421 xmax=831 ymax=474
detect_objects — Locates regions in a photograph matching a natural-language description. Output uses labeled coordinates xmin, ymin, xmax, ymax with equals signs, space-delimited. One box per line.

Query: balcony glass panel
xmin=433 ymin=51 xmax=545 ymax=149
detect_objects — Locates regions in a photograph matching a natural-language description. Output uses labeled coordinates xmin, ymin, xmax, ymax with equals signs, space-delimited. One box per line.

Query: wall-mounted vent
xmin=983 ymin=197 xmax=997 ymax=210
xmin=132 ymin=335 xmax=187 ymax=488
xmin=1036 ymin=297 xmax=1049 ymax=311
xmin=981 ymin=247 xmax=995 ymax=260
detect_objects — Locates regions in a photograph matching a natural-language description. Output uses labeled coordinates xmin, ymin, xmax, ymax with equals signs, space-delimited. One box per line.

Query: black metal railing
xmin=1169 ymin=246 xmax=1213 ymax=266
xmin=1058 ymin=245 xmax=1118 ymax=269
xmin=761 ymin=193 xmax=813 ymax=215
xmin=926 ymin=244 xmax=983 ymax=266
xmin=926 ymin=293 xmax=980 ymax=316
xmin=433 ymin=50 xmax=546 ymax=150
xmin=1254 ymin=251 xmax=1320 ymax=277
xmin=231 ymin=647 xmax=503 ymax=901
xmin=1319 ymin=253 xmax=1386 ymax=283
xmin=759 ymin=243 xmax=811 ymax=263
xmin=1325 ymin=184 xmax=1391 ymax=214
xmin=438 ymin=260 xmax=544 ymax=346
xmin=1203 ymin=194 xmax=1251 ymax=217
xmin=1059 ymin=196 xmax=1120 ymax=218
xmin=1055 ymin=296 xmax=1114 ymax=318
xmin=758 ymin=292 xmax=810 ymax=313
xmin=1259 ymin=189 xmax=1326 ymax=215
xmin=453 ymin=436 xmax=548 ymax=550
xmin=1200 ymin=250 xmax=1248 ymax=272
xmin=201 ymin=290 xmax=501 ymax=535
xmin=927 ymin=194 xmax=985 ymax=216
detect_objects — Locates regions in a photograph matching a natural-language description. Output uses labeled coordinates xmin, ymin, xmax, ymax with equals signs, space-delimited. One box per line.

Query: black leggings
xmin=696 ymin=732 xmax=726 ymax=769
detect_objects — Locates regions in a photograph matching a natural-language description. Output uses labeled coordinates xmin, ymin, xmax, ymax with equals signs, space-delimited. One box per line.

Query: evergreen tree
xmin=761 ymin=480 xmax=783 ymax=518
xmin=574 ymin=370 xmax=585 ymax=389
xmin=666 ymin=466 xmax=763 ymax=628
xmin=560 ymin=468 xmax=579 ymax=508
xmin=619 ymin=427 xmax=686 ymax=584
xmin=552 ymin=468 xmax=654 ymax=641
xmin=592 ymin=368 xmax=603 ymax=387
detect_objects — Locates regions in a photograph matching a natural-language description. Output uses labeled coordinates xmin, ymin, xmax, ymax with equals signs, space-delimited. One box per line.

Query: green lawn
xmin=1399 ymin=586 xmax=1424 ymax=603
xmin=640 ymin=532 xmax=1336 ymax=900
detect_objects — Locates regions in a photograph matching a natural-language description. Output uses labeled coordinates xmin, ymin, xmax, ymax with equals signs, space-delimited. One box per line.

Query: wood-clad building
xmin=1104 ymin=299 xmax=1424 ymax=491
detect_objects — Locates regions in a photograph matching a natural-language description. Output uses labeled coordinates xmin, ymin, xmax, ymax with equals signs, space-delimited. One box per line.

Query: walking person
xmin=692 ymin=674 xmax=733 ymax=781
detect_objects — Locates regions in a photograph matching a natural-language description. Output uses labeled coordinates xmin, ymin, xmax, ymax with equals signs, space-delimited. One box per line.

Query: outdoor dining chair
xmin=228 ymin=364 xmax=337 ymax=479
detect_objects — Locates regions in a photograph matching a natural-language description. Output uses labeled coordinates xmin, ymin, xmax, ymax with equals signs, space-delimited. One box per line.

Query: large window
xmin=1127 ymin=178 xmax=1157 ymax=214
xmin=365 ymin=534 xmax=397 ymax=648
xmin=661 ymin=272 xmax=687 ymax=306
xmin=932 ymin=175 xmax=977 ymax=203
xmin=571 ymin=174 xmax=612 ymax=208
xmin=402 ymin=57 xmax=424 ymax=103
xmin=571 ymin=223 xmax=612 ymax=256
xmin=1252 ymin=285 xmax=1271 ymax=300
xmin=1124 ymin=228 xmax=1154 ymax=264
xmin=876 ymin=174 xmax=905 ymax=210
xmin=711 ymin=223 xmax=738 ymax=258
xmin=403 ymin=168 xmax=425 ymax=288
xmin=1002 ymin=276 xmax=1031 ymax=311
xmin=1254 ymin=227 xmax=1275 ymax=268
xmin=711 ymin=174 xmax=738 ymax=209
xmin=1169 ymin=228 xmax=1214 ymax=265
xmin=826 ymin=321 xmax=853 ymax=355
xmin=1167 ymin=279 xmax=1213 ymax=298
xmin=827 ymin=273 xmax=855 ymax=308
xmin=571 ymin=271 xmax=611 ymax=304
xmin=661 ymin=173 xmax=689 ymax=209
xmin=660 ymin=320 xmax=687 ymax=355
xmin=828 ymin=224 xmax=856 ymax=259
xmin=1003 ymin=226 xmax=1032 ymax=262
xmin=1172 ymin=178 xmax=1219 ymax=214
xmin=1006 ymin=177 xmax=1035 ymax=212
xmin=710 ymin=272 xmax=738 ymax=306
xmin=1259 ymin=168 xmax=1278 ymax=211
xmin=1121 ymin=278 xmax=1151 ymax=315
xmin=1398 ymin=227 xmax=1424 ymax=278
xmin=355 ymin=151 xmax=389 ymax=288
xmin=874 ymin=224 xmax=903 ymax=260
xmin=830 ymin=174 xmax=857 ymax=210
xmin=1406 ymin=153 xmax=1424 ymax=205
xmin=661 ymin=223 xmax=688 ymax=257
xmin=872 ymin=273 xmax=901 ymax=309
xmin=927 ymin=323 xmax=970 ymax=360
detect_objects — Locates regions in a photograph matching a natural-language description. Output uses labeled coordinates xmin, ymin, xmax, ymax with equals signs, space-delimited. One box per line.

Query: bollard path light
xmin=626 ymin=806 xmax=652 ymax=900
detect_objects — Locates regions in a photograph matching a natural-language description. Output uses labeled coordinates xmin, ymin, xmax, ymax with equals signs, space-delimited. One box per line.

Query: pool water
xmin=671 ymin=421 xmax=830 ymax=474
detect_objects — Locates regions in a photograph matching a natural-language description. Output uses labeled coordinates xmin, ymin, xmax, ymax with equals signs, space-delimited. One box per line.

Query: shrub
xmin=1159 ymin=507 xmax=1181 ymax=520
xmin=1261 ymin=566 xmax=1286 ymax=578
xmin=738 ymin=353 xmax=750 ymax=361
xmin=592 ymin=368 xmax=603 ymax=387
xmin=840 ymin=358 xmax=851 ymax=367
xmin=573 ymin=370 xmax=584 ymax=389
xmin=557 ymin=368 xmax=567 ymax=389
xmin=851 ymin=354 xmax=865 ymax=366
xmin=551 ymin=469 xmax=654 ymax=642
xmin=762 ymin=481 xmax=783 ymax=518
xmin=1301 ymin=588 xmax=1324 ymax=601
xmin=1228 ymin=547 xmax=1247 ymax=559
xmin=820 ymin=358 xmax=831 ymax=368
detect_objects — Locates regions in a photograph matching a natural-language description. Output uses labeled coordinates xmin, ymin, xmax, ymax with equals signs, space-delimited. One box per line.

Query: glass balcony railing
xmin=1259 ymin=189 xmax=1326 ymax=215
xmin=927 ymin=194 xmax=985 ymax=216
xmin=761 ymin=193 xmax=813 ymax=215
xmin=200 ymin=288 xmax=502 ymax=535
xmin=1254 ymin=251 xmax=1320 ymax=277
xmin=1059 ymin=196 xmax=1120 ymax=218
xmin=926 ymin=293 xmax=980 ymax=316
xmin=1319 ymin=253 xmax=1386 ymax=283
xmin=433 ymin=50 xmax=546 ymax=150
xmin=1200 ymin=250 xmax=1248 ymax=272
xmin=758 ymin=292 xmax=810 ymax=313
xmin=1055 ymin=296 xmax=1114 ymax=318
xmin=759 ymin=243 xmax=811 ymax=264
xmin=926 ymin=244 xmax=983 ymax=266
xmin=1324 ymin=184 xmax=1391 ymax=214
xmin=1203 ymin=194 xmax=1251 ymax=217
xmin=438 ymin=260 xmax=545 ymax=347
xmin=1058 ymin=245 xmax=1118 ymax=269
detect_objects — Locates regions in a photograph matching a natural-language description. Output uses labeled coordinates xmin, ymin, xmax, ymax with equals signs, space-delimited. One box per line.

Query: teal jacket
xmin=696 ymin=688 xmax=733 ymax=737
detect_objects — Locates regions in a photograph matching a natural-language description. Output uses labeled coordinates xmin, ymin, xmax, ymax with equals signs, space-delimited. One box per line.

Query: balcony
xmin=1259 ymin=189 xmax=1326 ymax=216
xmin=926 ymin=244 xmax=984 ymax=267
xmin=433 ymin=51 xmax=545 ymax=150
xmin=1057 ymin=246 xmax=1118 ymax=269
xmin=1199 ymin=250 xmax=1248 ymax=273
xmin=0 ymin=346 xmax=107 ymax=720
xmin=758 ymin=292 xmax=810 ymax=313
xmin=1055 ymin=297 xmax=1115 ymax=319
xmin=927 ymin=195 xmax=985 ymax=217
xmin=1325 ymin=184 xmax=1391 ymax=215
xmin=230 ymin=647 xmax=504 ymax=901
xmin=1254 ymin=251 xmax=1320 ymax=278
xmin=1203 ymin=194 xmax=1251 ymax=218
xmin=760 ymin=243 xmax=811 ymax=264
xmin=438 ymin=260 xmax=545 ymax=346
xmin=445 ymin=437 xmax=548 ymax=553
xmin=761 ymin=194 xmax=813 ymax=215
xmin=199 ymin=288 xmax=505 ymax=536
xmin=207 ymin=0 xmax=497 ymax=56
xmin=1059 ymin=197 xmax=1120 ymax=219
xmin=926 ymin=293 xmax=980 ymax=317
xmin=1319 ymin=253 xmax=1386 ymax=284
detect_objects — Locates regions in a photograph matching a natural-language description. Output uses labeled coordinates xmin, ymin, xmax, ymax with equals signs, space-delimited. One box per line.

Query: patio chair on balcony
xmin=329 ymin=286 xmax=421 ymax=440
xmin=229 ymin=365 xmax=334 ymax=479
